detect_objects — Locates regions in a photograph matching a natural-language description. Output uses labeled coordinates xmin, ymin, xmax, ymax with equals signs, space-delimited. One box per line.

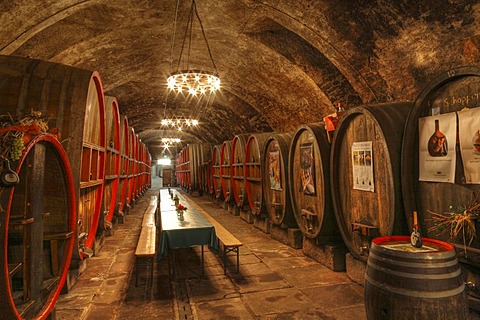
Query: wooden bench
xmin=180 ymin=195 xmax=242 ymax=274
xmin=206 ymin=214 xmax=243 ymax=274
xmin=135 ymin=195 xmax=158 ymax=295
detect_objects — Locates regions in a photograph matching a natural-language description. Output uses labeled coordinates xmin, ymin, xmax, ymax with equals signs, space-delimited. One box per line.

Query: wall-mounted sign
xmin=352 ymin=141 xmax=374 ymax=192
xmin=458 ymin=108 xmax=480 ymax=184
xmin=418 ymin=113 xmax=456 ymax=183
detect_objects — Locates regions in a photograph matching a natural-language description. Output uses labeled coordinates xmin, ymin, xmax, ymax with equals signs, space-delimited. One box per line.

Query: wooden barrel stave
xmin=289 ymin=123 xmax=338 ymax=240
xmin=330 ymin=103 xmax=411 ymax=262
xmin=263 ymin=133 xmax=297 ymax=227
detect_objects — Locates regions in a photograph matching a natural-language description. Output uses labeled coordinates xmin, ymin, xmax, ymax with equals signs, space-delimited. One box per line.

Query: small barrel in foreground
xmin=365 ymin=236 xmax=469 ymax=320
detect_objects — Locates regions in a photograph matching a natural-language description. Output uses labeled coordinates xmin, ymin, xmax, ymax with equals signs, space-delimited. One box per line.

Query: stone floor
xmin=54 ymin=177 xmax=478 ymax=320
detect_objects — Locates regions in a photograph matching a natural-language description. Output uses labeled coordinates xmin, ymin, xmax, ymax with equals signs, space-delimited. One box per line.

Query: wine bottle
xmin=473 ymin=130 xmax=480 ymax=155
xmin=410 ymin=211 xmax=422 ymax=248
xmin=428 ymin=119 xmax=448 ymax=157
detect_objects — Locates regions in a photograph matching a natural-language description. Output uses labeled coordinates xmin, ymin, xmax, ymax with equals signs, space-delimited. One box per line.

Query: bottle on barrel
xmin=410 ymin=211 xmax=422 ymax=248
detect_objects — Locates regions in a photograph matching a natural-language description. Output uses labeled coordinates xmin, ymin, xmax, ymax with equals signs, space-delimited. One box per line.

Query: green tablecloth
xmin=158 ymin=200 xmax=217 ymax=259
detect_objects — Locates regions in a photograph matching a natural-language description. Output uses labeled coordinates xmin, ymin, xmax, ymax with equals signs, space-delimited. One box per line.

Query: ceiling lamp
xmin=161 ymin=137 xmax=181 ymax=145
xmin=161 ymin=117 xmax=198 ymax=130
xmin=167 ymin=0 xmax=220 ymax=96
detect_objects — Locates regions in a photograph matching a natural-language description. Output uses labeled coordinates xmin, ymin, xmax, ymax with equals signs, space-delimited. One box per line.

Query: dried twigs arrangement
xmin=427 ymin=190 xmax=480 ymax=248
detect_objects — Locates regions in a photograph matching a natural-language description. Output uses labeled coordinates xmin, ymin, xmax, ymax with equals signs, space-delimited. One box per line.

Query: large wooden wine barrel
xmin=401 ymin=67 xmax=480 ymax=257
xmin=365 ymin=236 xmax=469 ymax=320
xmin=231 ymin=134 xmax=249 ymax=208
xmin=220 ymin=140 xmax=233 ymax=202
xmin=401 ymin=67 xmax=480 ymax=306
xmin=0 ymin=55 xmax=106 ymax=261
xmin=102 ymin=96 xmax=121 ymax=231
xmin=0 ymin=134 xmax=76 ymax=319
xmin=126 ymin=128 xmax=137 ymax=208
xmin=262 ymin=133 xmax=297 ymax=227
xmin=288 ymin=123 xmax=338 ymax=240
xmin=177 ymin=145 xmax=190 ymax=190
xmin=245 ymin=133 xmax=271 ymax=215
xmin=192 ymin=143 xmax=212 ymax=195
xmin=212 ymin=145 xmax=222 ymax=199
xmin=143 ymin=146 xmax=151 ymax=190
xmin=133 ymin=135 xmax=142 ymax=200
xmin=330 ymin=103 xmax=411 ymax=262
xmin=199 ymin=159 xmax=212 ymax=196
xmin=176 ymin=146 xmax=184 ymax=188
xmin=137 ymin=141 xmax=147 ymax=195
xmin=116 ymin=115 xmax=130 ymax=215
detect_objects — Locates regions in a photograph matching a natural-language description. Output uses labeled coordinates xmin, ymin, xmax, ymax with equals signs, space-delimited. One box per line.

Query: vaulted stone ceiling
xmin=1 ymin=0 xmax=479 ymax=160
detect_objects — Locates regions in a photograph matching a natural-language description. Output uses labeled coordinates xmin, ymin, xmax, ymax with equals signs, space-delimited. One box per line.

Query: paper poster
xmin=458 ymin=108 xmax=480 ymax=184
xmin=300 ymin=143 xmax=315 ymax=195
xmin=268 ymin=150 xmax=281 ymax=190
xmin=418 ymin=113 xmax=456 ymax=183
xmin=352 ymin=141 xmax=374 ymax=192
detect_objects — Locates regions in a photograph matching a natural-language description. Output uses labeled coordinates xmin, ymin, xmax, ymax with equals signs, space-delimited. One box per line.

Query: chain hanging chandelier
xmin=167 ymin=0 xmax=220 ymax=96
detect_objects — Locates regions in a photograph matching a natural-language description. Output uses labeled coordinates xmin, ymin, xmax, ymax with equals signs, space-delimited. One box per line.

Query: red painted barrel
xmin=245 ymin=133 xmax=271 ymax=215
xmin=212 ymin=145 xmax=222 ymax=199
xmin=220 ymin=140 xmax=233 ymax=202
xmin=126 ymin=128 xmax=136 ymax=208
xmin=103 ymin=96 xmax=121 ymax=231
xmin=133 ymin=134 xmax=141 ymax=200
xmin=0 ymin=55 xmax=105 ymax=261
xmin=137 ymin=141 xmax=145 ymax=194
xmin=231 ymin=134 xmax=249 ymax=208
xmin=117 ymin=115 xmax=130 ymax=215
xmin=262 ymin=133 xmax=297 ymax=227
xmin=0 ymin=134 xmax=76 ymax=319
xmin=365 ymin=236 xmax=469 ymax=320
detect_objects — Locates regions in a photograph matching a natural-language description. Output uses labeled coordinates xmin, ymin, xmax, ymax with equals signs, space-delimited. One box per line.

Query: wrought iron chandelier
xmin=167 ymin=0 xmax=220 ymax=96
xmin=161 ymin=116 xmax=198 ymax=131
xmin=161 ymin=137 xmax=181 ymax=145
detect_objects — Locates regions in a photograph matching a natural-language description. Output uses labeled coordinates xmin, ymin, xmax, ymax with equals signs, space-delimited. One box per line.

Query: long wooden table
xmin=158 ymin=190 xmax=217 ymax=277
